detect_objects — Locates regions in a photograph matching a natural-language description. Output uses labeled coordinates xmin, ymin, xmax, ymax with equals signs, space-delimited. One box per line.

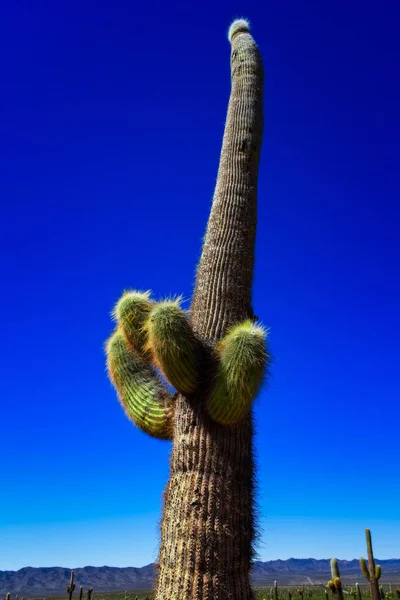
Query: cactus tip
xmin=228 ymin=18 xmax=251 ymax=43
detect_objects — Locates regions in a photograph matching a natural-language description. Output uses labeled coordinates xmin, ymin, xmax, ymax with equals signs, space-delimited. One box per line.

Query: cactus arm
xmin=328 ymin=559 xmax=344 ymax=600
xmin=360 ymin=558 xmax=370 ymax=580
xmin=205 ymin=320 xmax=268 ymax=425
xmin=113 ymin=290 xmax=154 ymax=355
xmin=376 ymin=565 xmax=382 ymax=580
xmin=334 ymin=578 xmax=342 ymax=590
xmin=143 ymin=299 xmax=202 ymax=394
xmin=106 ymin=329 xmax=174 ymax=440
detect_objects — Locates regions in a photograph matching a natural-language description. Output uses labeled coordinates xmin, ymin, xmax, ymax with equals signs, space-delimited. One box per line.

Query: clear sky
xmin=1 ymin=0 xmax=400 ymax=571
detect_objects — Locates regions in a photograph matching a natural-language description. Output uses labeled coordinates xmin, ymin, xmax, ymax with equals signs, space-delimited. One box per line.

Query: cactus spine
xmin=105 ymin=18 xmax=266 ymax=600
xmin=106 ymin=329 xmax=174 ymax=439
xmin=143 ymin=299 xmax=202 ymax=394
xmin=206 ymin=320 xmax=268 ymax=424
xmin=328 ymin=558 xmax=344 ymax=600
xmin=360 ymin=529 xmax=381 ymax=600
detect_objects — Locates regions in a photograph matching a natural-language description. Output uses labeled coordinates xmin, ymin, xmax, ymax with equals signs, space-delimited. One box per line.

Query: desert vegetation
xmin=3 ymin=529 xmax=398 ymax=600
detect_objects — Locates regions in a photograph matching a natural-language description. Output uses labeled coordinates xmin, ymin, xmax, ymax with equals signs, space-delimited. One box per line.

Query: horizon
xmin=4 ymin=556 xmax=400 ymax=573
xmin=2 ymin=0 xmax=400 ymax=572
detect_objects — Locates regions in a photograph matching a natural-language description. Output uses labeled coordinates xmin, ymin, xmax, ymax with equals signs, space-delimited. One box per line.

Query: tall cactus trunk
xmin=366 ymin=530 xmax=381 ymax=600
xmin=154 ymin=22 xmax=264 ymax=600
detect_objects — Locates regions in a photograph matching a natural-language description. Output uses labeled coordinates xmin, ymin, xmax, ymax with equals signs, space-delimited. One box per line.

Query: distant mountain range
xmin=1 ymin=559 xmax=400 ymax=596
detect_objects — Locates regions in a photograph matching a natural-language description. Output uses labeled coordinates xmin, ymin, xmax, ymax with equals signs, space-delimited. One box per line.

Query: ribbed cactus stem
xmin=206 ymin=320 xmax=268 ymax=425
xmin=79 ymin=587 xmax=83 ymax=600
xmin=360 ymin=529 xmax=381 ymax=600
xmin=67 ymin=571 xmax=75 ymax=600
xmin=144 ymin=299 xmax=201 ymax=394
xmin=106 ymin=18 xmax=266 ymax=600
xmin=190 ymin=19 xmax=263 ymax=340
xmin=356 ymin=583 xmax=362 ymax=600
xmin=360 ymin=558 xmax=370 ymax=581
xmin=274 ymin=581 xmax=278 ymax=600
xmin=113 ymin=290 xmax=153 ymax=355
xmin=328 ymin=559 xmax=344 ymax=600
xmin=106 ymin=329 xmax=174 ymax=439
xmin=331 ymin=558 xmax=340 ymax=580
xmin=366 ymin=529 xmax=376 ymax=570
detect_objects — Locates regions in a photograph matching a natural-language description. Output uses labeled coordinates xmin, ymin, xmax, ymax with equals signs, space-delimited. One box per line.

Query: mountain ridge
xmin=1 ymin=559 xmax=400 ymax=594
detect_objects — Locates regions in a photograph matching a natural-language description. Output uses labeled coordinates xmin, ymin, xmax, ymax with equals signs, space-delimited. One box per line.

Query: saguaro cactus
xmin=106 ymin=18 xmax=268 ymax=600
xmin=328 ymin=559 xmax=344 ymax=600
xmin=360 ymin=529 xmax=381 ymax=600
xmin=66 ymin=572 xmax=75 ymax=600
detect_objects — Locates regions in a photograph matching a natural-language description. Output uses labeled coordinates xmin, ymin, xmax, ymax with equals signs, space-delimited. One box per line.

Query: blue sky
xmin=1 ymin=0 xmax=400 ymax=570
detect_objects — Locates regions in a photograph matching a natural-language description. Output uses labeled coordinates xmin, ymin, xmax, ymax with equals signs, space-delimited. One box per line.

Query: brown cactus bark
xmin=154 ymin=23 xmax=264 ymax=600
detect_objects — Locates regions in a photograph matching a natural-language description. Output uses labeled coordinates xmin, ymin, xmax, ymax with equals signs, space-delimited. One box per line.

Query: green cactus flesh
xmin=144 ymin=299 xmax=200 ymax=394
xmin=331 ymin=558 xmax=341 ymax=580
xmin=206 ymin=320 xmax=268 ymax=425
xmin=113 ymin=290 xmax=153 ymax=355
xmin=334 ymin=578 xmax=342 ymax=590
xmin=360 ymin=557 xmax=371 ymax=581
xmin=376 ymin=565 xmax=382 ymax=580
xmin=106 ymin=329 xmax=174 ymax=439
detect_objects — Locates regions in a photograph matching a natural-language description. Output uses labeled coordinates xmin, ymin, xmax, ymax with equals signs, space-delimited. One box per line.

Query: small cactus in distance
xmin=360 ymin=528 xmax=381 ymax=600
xmin=356 ymin=583 xmax=362 ymax=600
xmin=67 ymin=572 xmax=75 ymax=600
xmin=380 ymin=587 xmax=385 ymax=600
xmin=325 ymin=590 xmax=329 ymax=600
xmin=328 ymin=558 xmax=344 ymax=600
xmin=86 ymin=588 xmax=93 ymax=600
xmin=6 ymin=594 xmax=10 ymax=600
xmin=79 ymin=587 xmax=83 ymax=600
xmin=273 ymin=581 xmax=278 ymax=600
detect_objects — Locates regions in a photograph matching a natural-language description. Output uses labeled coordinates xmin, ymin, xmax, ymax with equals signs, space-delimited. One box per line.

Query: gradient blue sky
xmin=1 ymin=0 xmax=400 ymax=570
